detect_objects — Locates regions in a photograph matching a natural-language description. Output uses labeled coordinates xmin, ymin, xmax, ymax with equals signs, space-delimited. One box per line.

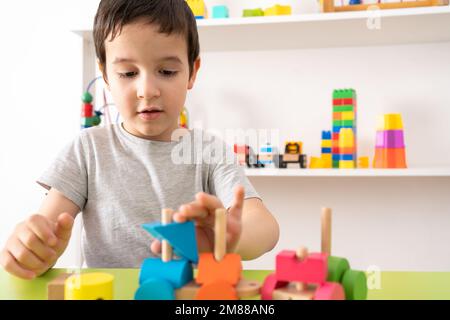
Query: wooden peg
xmin=321 ymin=207 xmax=332 ymax=255
xmin=162 ymin=208 xmax=174 ymax=262
xmin=214 ymin=208 xmax=227 ymax=262
xmin=294 ymin=246 xmax=308 ymax=291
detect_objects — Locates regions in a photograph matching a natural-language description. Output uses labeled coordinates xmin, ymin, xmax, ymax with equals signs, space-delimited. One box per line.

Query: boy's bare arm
xmin=235 ymin=198 xmax=280 ymax=260
xmin=0 ymin=188 xmax=80 ymax=279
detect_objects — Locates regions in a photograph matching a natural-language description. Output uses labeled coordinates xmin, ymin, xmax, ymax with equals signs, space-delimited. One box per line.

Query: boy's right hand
xmin=0 ymin=212 xmax=74 ymax=280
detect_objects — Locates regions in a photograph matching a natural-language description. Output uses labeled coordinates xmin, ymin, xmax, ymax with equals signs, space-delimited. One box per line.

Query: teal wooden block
xmin=135 ymin=278 xmax=175 ymax=300
xmin=212 ymin=5 xmax=229 ymax=18
xmin=142 ymin=221 xmax=198 ymax=263
xmin=139 ymin=257 xmax=193 ymax=288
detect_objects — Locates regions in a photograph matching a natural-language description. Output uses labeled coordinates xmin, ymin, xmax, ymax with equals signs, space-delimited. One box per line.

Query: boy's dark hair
xmin=94 ymin=0 xmax=200 ymax=78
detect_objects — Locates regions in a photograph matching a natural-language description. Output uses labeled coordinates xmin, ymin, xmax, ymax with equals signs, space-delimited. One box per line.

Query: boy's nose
xmin=137 ymin=77 xmax=161 ymax=100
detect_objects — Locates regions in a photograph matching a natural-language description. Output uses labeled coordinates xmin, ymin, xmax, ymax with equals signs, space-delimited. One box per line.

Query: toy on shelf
xmin=234 ymin=144 xmax=264 ymax=168
xmin=277 ymin=141 xmax=307 ymax=169
xmin=321 ymin=0 xmax=449 ymax=12
xmin=332 ymin=89 xmax=357 ymax=169
xmin=321 ymin=131 xmax=332 ymax=168
xmin=264 ymin=4 xmax=292 ymax=16
xmin=358 ymin=156 xmax=370 ymax=169
xmin=64 ymin=272 xmax=115 ymax=300
xmin=243 ymin=8 xmax=265 ymax=17
xmin=258 ymin=143 xmax=279 ymax=168
xmin=186 ymin=0 xmax=208 ymax=19
xmin=81 ymin=91 xmax=102 ymax=129
xmin=373 ymin=113 xmax=407 ymax=168
xmin=135 ymin=208 xmax=261 ymax=300
xmin=262 ymin=208 xmax=368 ymax=300
xmin=212 ymin=5 xmax=229 ymax=18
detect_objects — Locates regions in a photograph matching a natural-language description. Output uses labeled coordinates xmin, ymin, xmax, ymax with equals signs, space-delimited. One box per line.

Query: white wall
xmin=1 ymin=0 xmax=449 ymax=272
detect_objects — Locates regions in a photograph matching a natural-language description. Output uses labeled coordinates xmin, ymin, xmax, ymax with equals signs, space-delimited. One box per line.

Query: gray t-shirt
xmin=37 ymin=123 xmax=260 ymax=268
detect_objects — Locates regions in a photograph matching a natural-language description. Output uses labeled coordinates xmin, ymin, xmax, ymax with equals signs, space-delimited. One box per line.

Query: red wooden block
xmin=196 ymin=253 xmax=241 ymax=286
xmin=275 ymin=250 xmax=327 ymax=284
xmin=261 ymin=273 xmax=289 ymax=300
xmin=195 ymin=281 xmax=238 ymax=300
xmin=314 ymin=282 xmax=345 ymax=300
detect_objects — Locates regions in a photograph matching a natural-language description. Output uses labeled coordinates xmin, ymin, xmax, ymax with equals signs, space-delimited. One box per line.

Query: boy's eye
xmin=118 ymin=71 xmax=137 ymax=79
xmin=159 ymin=70 xmax=178 ymax=77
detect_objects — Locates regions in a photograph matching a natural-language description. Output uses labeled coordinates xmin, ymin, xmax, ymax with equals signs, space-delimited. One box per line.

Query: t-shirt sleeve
xmin=36 ymin=133 xmax=88 ymax=211
xmin=208 ymin=138 xmax=261 ymax=210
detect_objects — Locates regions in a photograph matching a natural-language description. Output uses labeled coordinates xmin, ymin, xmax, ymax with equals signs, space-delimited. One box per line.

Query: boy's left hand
xmin=150 ymin=185 xmax=245 ymax=256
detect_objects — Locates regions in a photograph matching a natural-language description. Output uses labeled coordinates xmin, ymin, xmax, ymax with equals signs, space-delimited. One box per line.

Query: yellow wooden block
xmin=65 ymin=272 xmax=114 ymax=300
xmin=339 ymin=160 xmax=355 ymax=169
xmin=186 ymin=0 xmax=207 ymax=17
xmin=376 ymin=114 xmax=404 ymax=131
xmin=264 ymin=4 xmax=292 ymax=16
xmin=341 ymin=111 xmax=355 ymax=121
xmin=310 ymin=156 xmax=324 ymax=169
xmin=338 ymin=128 xmax=355 ymax=148
xmin=321 ymin=140 xmax=332 ymax=148
xmin=358 ymin=156 xmax=369 ymax=169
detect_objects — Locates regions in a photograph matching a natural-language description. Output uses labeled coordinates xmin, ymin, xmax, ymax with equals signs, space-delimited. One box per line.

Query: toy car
xmin=276 ymin=141 xmax=307 ymax=169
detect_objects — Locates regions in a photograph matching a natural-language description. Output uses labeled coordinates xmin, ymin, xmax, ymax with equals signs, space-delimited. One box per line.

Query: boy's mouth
xmin=138 ymin=107 xmax=163 ymax=121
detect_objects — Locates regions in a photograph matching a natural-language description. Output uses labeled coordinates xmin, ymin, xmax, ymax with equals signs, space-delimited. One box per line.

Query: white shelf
xmin=245 ymin=167 xmax=450 ymax=177
xmin=72 ymin=6 xmax=450 ymax=50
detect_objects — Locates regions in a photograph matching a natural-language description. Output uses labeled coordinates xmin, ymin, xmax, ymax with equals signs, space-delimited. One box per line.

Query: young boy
xmin=0 ymin=0 xmax=279 ymax=280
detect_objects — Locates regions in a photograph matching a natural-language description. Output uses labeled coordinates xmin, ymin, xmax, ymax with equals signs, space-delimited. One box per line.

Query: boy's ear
xmin=187 ymin=57 xmax=201 ymax=90
xmin=97 ymin=60 xmax=110 ymax=90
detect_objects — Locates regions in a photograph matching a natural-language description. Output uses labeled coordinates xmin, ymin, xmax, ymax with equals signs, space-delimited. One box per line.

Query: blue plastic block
xmin=321 ymin=148 xmax=332 ymax=154
xmin=332 ymin=154 xmax=340 ymax=161
xmin=261 ymin=146 xmax=273 ymax=153
xmin=322 ymin=131 xmax=332 ymax=140
xmin=349 ymin=0 xmax=362 ymax=4
xmin=142 ymin=221 xmax=198 ymax=263
xmin=134 ymin=278 xmax=175 ymax=300
xmin=212 ymin=5 xmax=229 ymax=18
xmin=340 ymin=154 xmax=354 ymax=161
xmin=139 ymin=257 xmax=193 ymax=288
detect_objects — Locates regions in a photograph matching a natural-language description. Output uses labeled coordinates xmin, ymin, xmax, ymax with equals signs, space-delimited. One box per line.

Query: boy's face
xmin=103 ymin=21 xmax=200 ymax=141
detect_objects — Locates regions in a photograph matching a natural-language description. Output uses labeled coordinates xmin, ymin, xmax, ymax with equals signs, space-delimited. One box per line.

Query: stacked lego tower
xmin=321 ymin=131 xmax=332 ymax=168
xmin=373 ymin=114 xmax=407 ymax=168
xmin=332 ymin=89 xmax=357 ymax=169
xmin=81 ymin=92 xmax=101 ymax=129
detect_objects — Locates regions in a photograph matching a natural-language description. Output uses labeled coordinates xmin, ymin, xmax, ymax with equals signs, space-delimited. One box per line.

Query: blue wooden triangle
xmin=142 ymin=221 xmax=198 ymax=263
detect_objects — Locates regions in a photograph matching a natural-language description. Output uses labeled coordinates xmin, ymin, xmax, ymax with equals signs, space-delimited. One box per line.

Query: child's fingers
xmin=54 ymin=213 xmax=74 ymax=242
xmin=174 ymin=202 xmax=209 ymax=222
xmin=229 ymin=185 xmax=245 ymax=220
xmin=0 ymin=249 xmax=36 ymax=280
xmin=18 ymin=226 xmax=57 ymax=262
xmin=195 ymin=192 xmax=224 ymax=212
xmin=8 ymin=237 xmax=46 ymax=270
xmin=150 ymin=239 xmax=162 ymax=255
xmin=26 ymin=214 xmax=58 ymax=246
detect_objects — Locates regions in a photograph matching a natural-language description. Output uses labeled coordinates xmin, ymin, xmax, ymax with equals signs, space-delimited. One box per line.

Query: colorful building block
xmin=264 ymin=4 xmax=292 ymax=16
xmin=48 ymin=273 xmax=72 ymax=300
xmin=375 ymin=130 xmax=405 ymax=148
xmin=314 ymin=282 xmax=345 ymax=300
xmin=135 ymin=278 xmax=175 ymax=300
xmin=186 ymin=0 xmax=207 ymax=19
xmin=373 ymin=147 xmax=407 ymax=168
xmin=243 ymin=8 xmax=264 ymax=17
xmin=275 ymin=251 xmax=328 ymax=284
xmin=261 ymin=273 xmax=289 ymax=300
xmin=327 ymin=256 xmax=350 ymax=282
xmin=212 ymin=5 xmax=229 ymax=18
xmin=196 ymin=253 xmax=242 ymax=286
xmin=358 ymin=156 xmax=369 ymax=168
xmin=195 ymin=280 xmax=238 ymax=300
xmin=341 ymin=269 xmax=368 ymax=300
xmin=376 ymin=113 xmax=403 ymax=131
xmin=65 ymin=272 xmax=114 ymax=300
xmin=139 ymin=258 xmax=193 ymax=288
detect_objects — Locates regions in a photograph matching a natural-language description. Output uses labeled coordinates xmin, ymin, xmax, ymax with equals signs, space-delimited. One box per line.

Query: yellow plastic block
xmin=338 ymin=128 xmax=355 ymax=148
xmin=358 ymin=156 xmax=369 ymax=169
xmin=310 ymin=156 xmax=324 ymax=169
xmin=321 ymin=154 xmax=332 ymax=168
xmin=65 ymin=272 xmax=114 ymax=300
xmin=341 ymin=111 xmax=355 ymax=121
xmin=186 ymin=0 xmax=207 ymax=17
xmin=339 ymin=160 xmax=355 ymax=169
xmin=376 ymin=114 xmax=404 ymax=131
xmin=321 ymin=140 xmax=332 ymax=148
xmin=264 ymin=4 xmax=292 ymax=16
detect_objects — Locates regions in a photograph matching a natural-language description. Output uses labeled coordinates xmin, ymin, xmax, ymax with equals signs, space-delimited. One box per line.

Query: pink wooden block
xmin=275 ymin=250 xmax=328 ymax=284
xmin=314 ymin=282 xmax=345 ymax=300
xmin=261 ymin=273 xmax=288 ymax=300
